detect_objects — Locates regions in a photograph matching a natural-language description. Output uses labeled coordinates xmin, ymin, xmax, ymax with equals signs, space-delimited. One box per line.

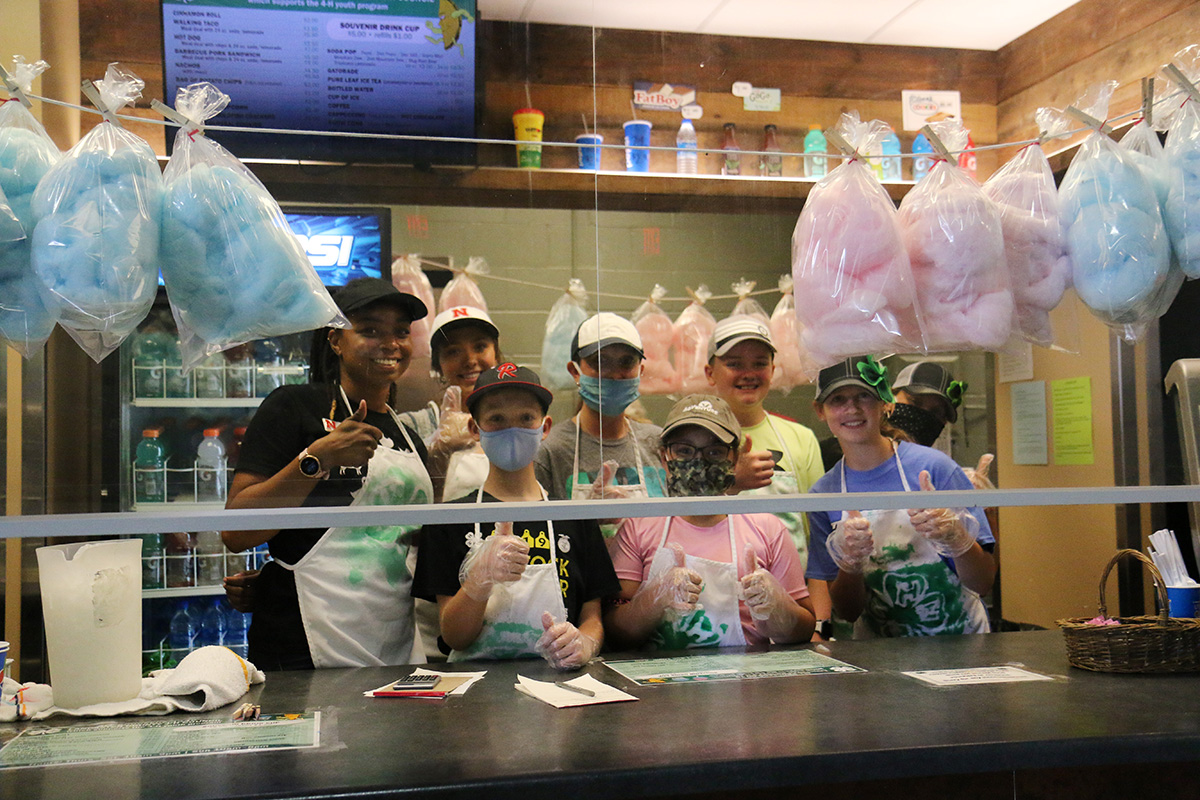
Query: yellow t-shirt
xmin=739 ymin=414 xmax=825 ymax=565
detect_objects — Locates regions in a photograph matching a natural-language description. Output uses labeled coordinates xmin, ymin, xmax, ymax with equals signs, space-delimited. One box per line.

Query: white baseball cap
xmin=570 ymin=312 xmax=644 ymax=361
xmin=708 ymin=316 xmax=775 ymax=360
xmin=430 ymin=306 xmax=499 ymax=342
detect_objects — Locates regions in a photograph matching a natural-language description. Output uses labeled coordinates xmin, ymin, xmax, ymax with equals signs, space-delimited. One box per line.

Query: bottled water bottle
xmin=134 ymin=430 xmax=167 ymax=504
xmin=197 ymin=599 xmax=227 ymax=647
xmin=912 ymin=132 xmax=934 ymax=183
xmin=675 ymin=119 xmax=698 ymax=174
xmin=254 ymin=338 xmax=284 ymax=398
xmin=168 ymin=601 xmax=196 ymax=656
xmin=225 ymin=605 xmax=249 ymax=657
xmin=195 ymin=429 xmax=227 ymax=503
xmin=195 ymin=530 xmax=227 ymax=585
xmin=803 ymin=125 xmax=827 ymax=179
xmin=881 ymin=129 xmax=902 ymax=181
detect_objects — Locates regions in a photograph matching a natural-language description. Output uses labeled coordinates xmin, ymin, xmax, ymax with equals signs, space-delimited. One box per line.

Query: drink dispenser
xmin=1165 ymin=358 xmax=1200 ymax=568
xmin=36 ymin=540 xmax=143 ymax=708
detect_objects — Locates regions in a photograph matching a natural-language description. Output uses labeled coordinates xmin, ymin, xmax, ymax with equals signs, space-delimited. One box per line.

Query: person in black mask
xmin=888 ymin=362 xmax=964 ymax=450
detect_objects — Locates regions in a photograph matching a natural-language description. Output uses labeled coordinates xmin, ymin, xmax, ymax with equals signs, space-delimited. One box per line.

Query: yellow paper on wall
xmin=1051 ymin=377 xmax=1093 ymax=465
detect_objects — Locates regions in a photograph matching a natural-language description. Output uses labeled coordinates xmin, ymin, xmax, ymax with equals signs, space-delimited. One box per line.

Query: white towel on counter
xmin=0 ymin=646 xmax=265 ymax=721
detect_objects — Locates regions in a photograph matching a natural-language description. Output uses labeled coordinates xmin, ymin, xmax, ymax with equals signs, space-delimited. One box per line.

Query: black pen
xmin=555 ymin=680 xmax=596 ymax=697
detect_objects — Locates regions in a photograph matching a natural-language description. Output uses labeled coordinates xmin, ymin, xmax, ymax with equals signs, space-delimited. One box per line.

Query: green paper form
xmin=1051 ymin=377 xmax=1093 ymax=465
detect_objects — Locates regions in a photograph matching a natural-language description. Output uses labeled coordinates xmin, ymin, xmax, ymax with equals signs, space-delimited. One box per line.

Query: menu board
xmin=161 ymin=0 xmax=477 ymax=162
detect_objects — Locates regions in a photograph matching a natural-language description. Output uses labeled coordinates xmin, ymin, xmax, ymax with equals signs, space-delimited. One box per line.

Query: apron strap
xmin=839 ymin=442 xmax=912 ymax=517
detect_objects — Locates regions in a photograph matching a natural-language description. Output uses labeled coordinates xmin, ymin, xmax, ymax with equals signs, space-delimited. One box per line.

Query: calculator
xmin=386 ymin=674 xmax=440 ymax=691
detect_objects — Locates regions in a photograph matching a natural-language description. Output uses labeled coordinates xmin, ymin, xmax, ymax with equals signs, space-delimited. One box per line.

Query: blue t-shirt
xmin=805 ymin=441 xmax=993 ymax=581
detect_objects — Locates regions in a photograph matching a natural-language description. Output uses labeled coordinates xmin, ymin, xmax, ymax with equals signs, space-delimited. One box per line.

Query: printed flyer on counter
xmin=0 ymin=712 xmax=320 ymax=769
xmin=603 ymin=650 xmax=864 ymax=685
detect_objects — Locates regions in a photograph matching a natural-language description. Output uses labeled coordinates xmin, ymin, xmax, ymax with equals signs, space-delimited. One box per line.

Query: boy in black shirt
xmin=412 ymin=364 xmax=618 ymax=668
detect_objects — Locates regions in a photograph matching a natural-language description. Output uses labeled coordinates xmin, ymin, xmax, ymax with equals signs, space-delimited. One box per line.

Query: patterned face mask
xmin=888 ymin=402 xmax=946 ymax=448
xmin=666 ymin=457 xmax=735 ymax=497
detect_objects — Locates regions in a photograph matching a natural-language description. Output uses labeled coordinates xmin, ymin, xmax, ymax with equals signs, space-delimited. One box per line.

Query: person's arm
xmin=806 ymin=579 xmax=833 ymax=639
xmin=908 ymin=470 xmax=996 ymax=595
xmin=434 ymin=523 xmax=531 ymax=652
xmin=830 ymin=570 xmax=869 ymax=622
xmin=739 ymin=541 xmax=815 ymax=644
xmin=951 ymin=540 xmax=996 ymax=596
xmin=426 ymin=387 xmax=472 ymax=502
xmin=436 ymin=590 xmax=489 ymax=652
xmin=824 ymin=509 xmax=874 ymax=623
xmin=536 ymin=602 xmax=604 ymax=671
xmin=603 ymin=544 xmax=703 ymax=650
xmin=731 ymin=435 xmax=775 ymax=492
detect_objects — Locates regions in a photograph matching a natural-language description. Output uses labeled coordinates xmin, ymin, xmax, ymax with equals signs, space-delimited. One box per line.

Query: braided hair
xmin=308 ymin=321 xmax=398 ymax=420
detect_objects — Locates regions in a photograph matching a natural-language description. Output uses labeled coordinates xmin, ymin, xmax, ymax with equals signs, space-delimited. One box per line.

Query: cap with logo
xmin=333 ymin=277 xmax=428 ymax=320
xmin=708 ymin=316 xmax=776 ymax=360
xmin=570 ymin=312 xmax=644 ymax=362
xmin=891 ymin=361 xmax=964 ymax=422
xmin=814 ymin=355 xmax=895 ymax=404
xmin=430 ymin=305 xmax=499 ymax=352
xmin=466 ymin=362 xmax=553 ymax=414
xmin=661 ymin=393 xmax=742 ymax=446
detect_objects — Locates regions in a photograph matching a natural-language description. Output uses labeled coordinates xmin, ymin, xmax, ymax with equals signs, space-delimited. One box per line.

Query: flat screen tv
xmin=283 ymin=205 xmax=392 ymax=287
xmin=161 ymin=0 xmax=478 ymax=165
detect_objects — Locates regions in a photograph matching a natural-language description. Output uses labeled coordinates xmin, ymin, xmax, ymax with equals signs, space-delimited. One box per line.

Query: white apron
xmin=282 ymin=391 xmax=432 ymax=667
xmin=570 ymin=417 xmax=652 ymax=501
xmin=442 ymin=448 xmax=490 ymax=501
xmin=837 ymin=446 xmax=989 ymax=639
xmin=743 ymin=415 xmax=808 ymax=565
xmin=449 ymin=484 xmax=567 ymax=662
xmin=648 ymin=516 xmax=747 ymax=650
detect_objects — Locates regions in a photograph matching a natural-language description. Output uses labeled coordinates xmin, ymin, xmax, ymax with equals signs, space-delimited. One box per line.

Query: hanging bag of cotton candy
xmin=729 ymin=278 xmax=769 ymax=323
xmin=541 ymin=278 xmax=589 ymax=391
xmin=1054 ymin=82 xmax=1172 ymax=341
xmin=632 ymin=284 xmax=679 ymax=395
xmin=158 ymin=82 xmax=346 ymax=370
xmin=0 ymin=56 xmax=62 ymax=357
xmin=981 ymin=109 xmax=1075 ymax=350
xmin=1159 ymin=45 xmax=1200 ymax=280
xmin=391 ymin=255 xmax=437 ymax=359
xmin=438 ymin=257 xmax=489 ymax=312
xmin=28 ymin=64 xmax=162 ymax=362
xmin=768 ymin=275 xmax=809 ymax=392
xmin=673 ymin=285 xmax=717 ymax=394
xmin=897 ymin=119 xmax=1014 ymax=353
xmin=791 ymin=111 xmax=926 ymax=375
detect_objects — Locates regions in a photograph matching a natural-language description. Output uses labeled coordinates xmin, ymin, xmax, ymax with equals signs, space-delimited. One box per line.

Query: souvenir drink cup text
xmin=513 ymin=108 xmax=545 ymax=168
xmin=576 ymin=134 xmax=603 ymax=170
xmin=624 ymin=120 xmax=653 ymax=172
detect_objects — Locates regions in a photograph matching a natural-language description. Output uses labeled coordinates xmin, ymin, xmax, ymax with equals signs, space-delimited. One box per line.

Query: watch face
xmin=299 ymin=455 xmax=321 ymax=476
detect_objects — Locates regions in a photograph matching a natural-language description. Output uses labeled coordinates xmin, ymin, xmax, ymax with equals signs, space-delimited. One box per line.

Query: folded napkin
xmin=1 ymin=646 xmax=265 ymax=721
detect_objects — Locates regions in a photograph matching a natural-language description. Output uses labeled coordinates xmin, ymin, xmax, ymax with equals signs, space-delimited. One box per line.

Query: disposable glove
xmin=907 ymin=470 xmax=978 ymax=558
xmin=535 ymin=611 xmax=599 ymax=671
xmin=738 ymin=543 xmax=788 ymax=621
xmin=458 ymin=521 xmax=530 ymax=601
xmin=430 ymin=386 xmax=473 ymax=452
xmin=962 ymin=453 xmax=996 ymax=491
xmin=826 ymin=509 xmax=874 ymax=574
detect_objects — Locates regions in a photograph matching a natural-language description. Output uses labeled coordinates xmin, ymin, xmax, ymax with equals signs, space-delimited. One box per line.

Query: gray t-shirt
xmin=535 ymin=417 xmax=668 ymax=500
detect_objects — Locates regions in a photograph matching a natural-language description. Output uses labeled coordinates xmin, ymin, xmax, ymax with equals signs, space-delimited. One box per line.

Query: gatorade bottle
xmin=721 ymin=123 xmax=741 ymax=176
xmin=225 ymin=344 xmax=254 ymax=398
xmin=958 ymin=132 xmax=978 ymax=180
xmin=676 ymin=118 xmax=698 ymax=174
xmin=760 ymin=124 xmax=783 ymax=177
xmin=164 ymin=336 xmax=191 ymax=399
xmin=912 ymin=132 xmax=934 ymax=183
xmin=195 ymin=353 xmax=226 ymax=399
xmin=134 ymin=429 xmax=167 ymax=505
xmin=132 ymin=331 xmax=168 ymax=398
xmin=254 ymin=338 xmax=284 ymax=398
xmin=195 ymin=530 xmax=226 ymax=585
xmin=195 ymin=429 xmax=227 ymax=503
xmin=140 ymin=534 xmax=164 ymax=589
xmin=803 ymin=125 xmax=827 ymax=179
xmin=881 ymin=128 xmax=902 ymax=181
xmin=166 ymin=532 xmax=197 ymax=588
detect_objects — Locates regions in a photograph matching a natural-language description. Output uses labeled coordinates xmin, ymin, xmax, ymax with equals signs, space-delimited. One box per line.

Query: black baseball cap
xmin=333 ymin=278 xmax=428 ymax=320
xmin=892 ymin=361 xmax=963 ymax=422
xmin=815 ymin=355 xmax=895 ymax=404
xmin=467 ymin=362 xmax=553 ymax=414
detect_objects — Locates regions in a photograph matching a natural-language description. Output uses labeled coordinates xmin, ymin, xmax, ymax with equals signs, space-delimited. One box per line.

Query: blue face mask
xmin=577 ymin=373 xmax=640 ymax=417
xmin=478 ymin=425 xmax=544 ymax=472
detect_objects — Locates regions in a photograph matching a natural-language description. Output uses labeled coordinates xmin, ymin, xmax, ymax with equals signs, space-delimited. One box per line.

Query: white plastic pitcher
xmin=36 ymin=540 xmax=142 ymax=708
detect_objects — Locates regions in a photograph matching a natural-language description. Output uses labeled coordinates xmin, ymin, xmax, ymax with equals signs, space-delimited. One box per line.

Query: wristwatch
xmin=298 ymin=448 xmax=328 ymax=479
xmin=815 ymin=619 xmax=834 ymax=640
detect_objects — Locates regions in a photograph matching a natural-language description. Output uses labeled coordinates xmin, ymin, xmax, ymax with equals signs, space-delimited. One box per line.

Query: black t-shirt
xmin=412 ymin=492 xmax=620 ymax=627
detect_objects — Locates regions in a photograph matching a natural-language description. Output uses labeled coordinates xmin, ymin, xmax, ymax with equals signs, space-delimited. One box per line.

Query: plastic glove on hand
xmin=827 ymin=509 xmax=874 ymax=574
xmin=962 ymin=453 xmax=996 ymax=491
xmin=459 ymin=521 xmax=530 ymax=601
xmin=908 ymin=471 xmax=976 ymax=557
xmin=535 ymin=611 xmax=599 ymax=671
xmin=738 ymin=543 xmax=788 ymax=621
xmin=431 ymin=386 xmax=473 ymax=450
xmin=733 ymin=435 xmax=775 ymax=492
xmin=588 ymin=459 xmax=631 ymax=500
xmin=640 ymin=543 xmax=703 ymax=614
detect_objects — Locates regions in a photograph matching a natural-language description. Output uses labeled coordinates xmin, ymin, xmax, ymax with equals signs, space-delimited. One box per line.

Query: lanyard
xmin=337 ymin=385 xmax=420 ymax=453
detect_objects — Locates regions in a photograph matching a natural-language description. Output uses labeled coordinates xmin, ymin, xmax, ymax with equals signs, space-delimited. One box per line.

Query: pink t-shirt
xmin=611 ymin=513 xmax=809 ymax=647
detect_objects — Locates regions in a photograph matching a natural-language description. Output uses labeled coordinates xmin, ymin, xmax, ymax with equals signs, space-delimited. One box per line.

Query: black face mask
xmin=888 ymin=402 xmax=946 ymax=448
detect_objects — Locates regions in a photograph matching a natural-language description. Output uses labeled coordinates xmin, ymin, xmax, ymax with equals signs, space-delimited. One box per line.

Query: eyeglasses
xmin=666 ymin=442 xmax=733 ymax=463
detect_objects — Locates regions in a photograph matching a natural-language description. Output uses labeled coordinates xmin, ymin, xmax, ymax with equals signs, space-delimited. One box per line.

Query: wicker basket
xmin=1057 ymin=549 xmax=1200 ymax=673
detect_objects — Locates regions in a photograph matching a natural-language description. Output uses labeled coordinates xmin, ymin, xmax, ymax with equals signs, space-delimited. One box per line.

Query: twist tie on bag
xmin=1065 ymin=106 xmax=1113 ymax=136
xmin=151 ymin=98 xmax=198 ymax=140
xmin=0 ymin=64 xmax=32 ymax=108
xmin=855 ymin=356 xmax=894 ymax=403
xmin=1141 ymin=77 xmax=1157 ymax=127
xmin=464 ymin=256 xmax=490 ymax=277
xmin=946 ymin=380 xmax=967 ymax=408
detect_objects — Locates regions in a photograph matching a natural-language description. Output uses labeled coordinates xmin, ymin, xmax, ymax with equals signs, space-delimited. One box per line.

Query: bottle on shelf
xmin=958 ymin=132 xmax=978 ymax=180
xmin=197 ymin=598 xmax=227 ymax=648
xmin=225 ymin=605 xmax=249 ymax=658
xmin=225 ymin=344 xmax=254 ymax=399
xmin=134 ymin=429 xmax=167 ymax=505
xmin=194 ymin=353 xmax=226 ymax=399
xmin=229 ymin=426 xmax=247 ymax=466
xmin=760 ymin=124 xmax=783 ymax=178
xmin=165 ymin=532 xmax=197 ymax=588
xmin=803 ymin=125 xmax=827 ymax=179
xmin=195 ymin=530 xmax=227 ymax=585
xmin=911 ymin=131 xmax=934 ymax=183
xmin=881 ymin=128 xmax=902 ymax=181
xmin=721 ymin=123 xmax=741 ymax=176
xmin=132 ymin=330 xmax=168 ymax=399
xmin=675 ymin=118 xmax=698 ymax=174
xmin=167 ymin=600 xmax=196 ymax=657
xmin=254 ymin=338 xmax=285 ymax=398
xmin=283 ymin=342 xmax=309 ymax=386
xmin=140 ymin=534 xmax=164 ymax=589
xmin=163 ymin=336 xmax=192 ymax=399
xmin=195 ymin=429 xmax=227 ymax=503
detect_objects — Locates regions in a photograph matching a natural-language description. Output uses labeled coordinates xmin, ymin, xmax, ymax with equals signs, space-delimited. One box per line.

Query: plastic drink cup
xmin=623 ymin=120 xmax=652 ymax=172
xmin=513 ymin=108 xmax=545 ymax=168
xmin=576 ymin=133 xmax=603 ymax=170
xmin=1167 ymin=585 xmax=1200 ymax=617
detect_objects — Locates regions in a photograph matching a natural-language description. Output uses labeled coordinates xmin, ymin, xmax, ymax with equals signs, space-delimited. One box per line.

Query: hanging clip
xmin=1142 ymin=77 xmax=1156 ymax=126
xmin=150 ymin=98 xmax=201 ymax=138
xmin=1064 ymin=105 xmax=1112 ymax=136
xmin=0 ymin=64 xmax=32 ymax=108
xmin=1163 ymin=63 xmax=1200 ymax=105
xmin=919 ymin=124 xmax=955 ymax=163
xmin=824 ymin=129 xmax=859 ymax=161
xmin=80 ymin=79 xmax=121 ymax=126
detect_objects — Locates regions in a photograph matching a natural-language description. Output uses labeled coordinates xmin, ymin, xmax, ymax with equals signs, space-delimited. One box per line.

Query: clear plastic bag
xmin=438 ymin=256 xmax=489 ymax=312
xmin=768 ymin=275 xmax=809 ymax=392
xmin=791 ymin=112 xmax=925 ymax=373
xmin=30 ymin=63 xmax=162 ymax=361
xmin=0 ymin=56 xmax=61 ymax=356
xmin=1162 ymin=45 xmax=1200 ymax=279
xmin=159 ymin=82 xmax=347 ymax=370
xmin=729 ymin=278 xmax=769 ymax=323
xmin=898 ymin=118 xmax=1013 ymax=352
xmin=632 ymin=284 xmax=679 ymax=395
xmin=540 ymin=278 xmax=589 ymax=390
xmin=391 ymin=255 xmax=436 ymax=359
xmin=672 ymin=285 xmax=717 ymax=395
xmin=1054 ymin=82 xmax=1172 ymax=341
xmin=981 ymin=110 xmax=1074 ymax=349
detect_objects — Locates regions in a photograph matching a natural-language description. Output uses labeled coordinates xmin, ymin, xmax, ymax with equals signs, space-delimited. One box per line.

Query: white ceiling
xmin=478 ymin=0 xmax=1085 ymax=51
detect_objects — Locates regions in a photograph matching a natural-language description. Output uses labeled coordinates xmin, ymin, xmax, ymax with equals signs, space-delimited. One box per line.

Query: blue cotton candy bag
xmin=1160 ymin=45 xmax=1200 ymax=279
xmin=30 ymin=63 xmax=162 ymax=361
xmin=0 ymin=56 xmax=61 ymax=357
xmin=159 ymin=82 xmax=347 ymax=371
xmin=540 ymin=278 xmax=588 ymax=391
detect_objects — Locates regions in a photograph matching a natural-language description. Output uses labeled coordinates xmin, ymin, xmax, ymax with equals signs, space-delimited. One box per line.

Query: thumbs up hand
xmin=588 ymin=459 xmax=631 ymax=500
xmin=908 ymin=470 xmax=976 ymax=558
xmin=738 ymin=543 xmax=786 ymax=621
xmin=826 ymin=509 xmax=875 ymax=574
xmin=535 ymin=611 xmax=599 ymax=671
xmin=319 ymin=398 xmax=384 ymax=469
xmin=637 ymin=543 xmax=703 ymax=615
xmin=732 ymin=435 xmax=775 ymax=492
xmin=431 ymin=385 xmax=473 ymax=451
xmin=962 ymin=453 xmax=996 ymax=490
xmin=458 ymin=521 xmax=531 ymax=601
